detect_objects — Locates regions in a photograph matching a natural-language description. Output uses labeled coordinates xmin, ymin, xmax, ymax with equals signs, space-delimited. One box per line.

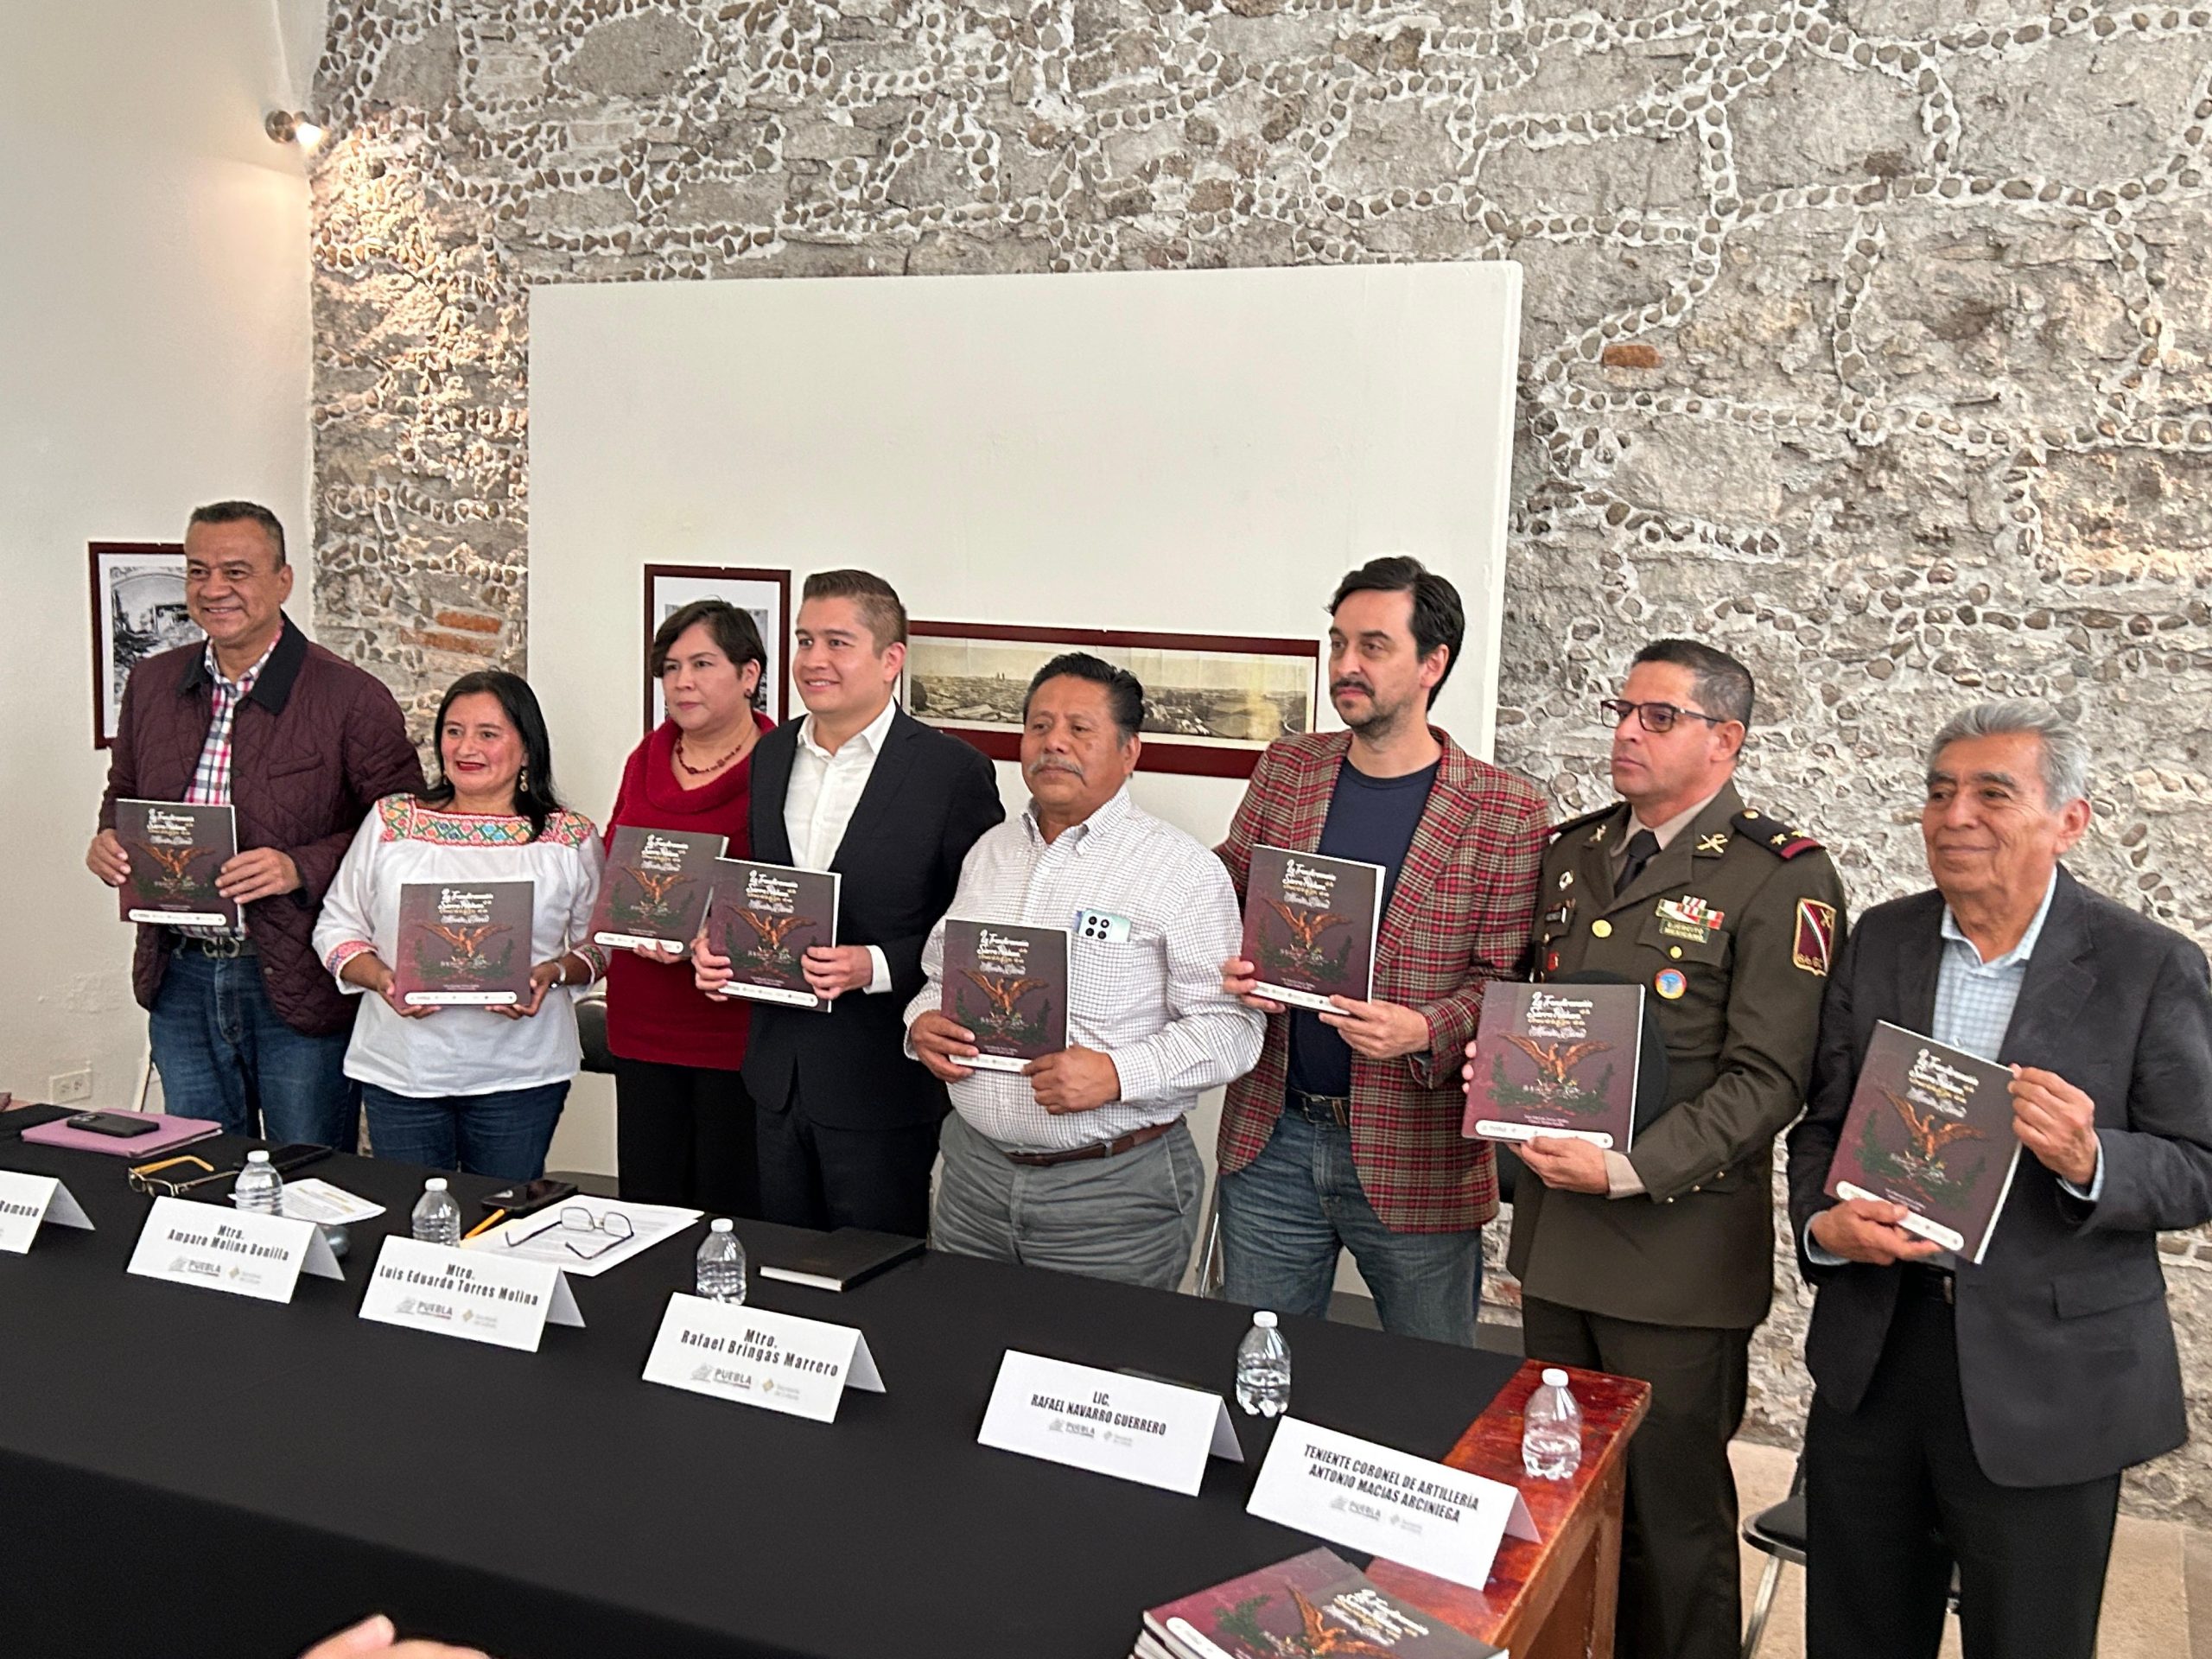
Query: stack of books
xmin=1134 ymin=1548 xmax=1503 ymax=1658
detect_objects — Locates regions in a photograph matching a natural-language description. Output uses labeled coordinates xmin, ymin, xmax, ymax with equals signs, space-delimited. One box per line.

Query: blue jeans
xmin=149 ymin=947 xmax=359 ymax=1147
xmin=1219 ymin=1094 xmax=1483 ymax=1346
xmin=361 ymin=1080 xmax=569 ymax=1182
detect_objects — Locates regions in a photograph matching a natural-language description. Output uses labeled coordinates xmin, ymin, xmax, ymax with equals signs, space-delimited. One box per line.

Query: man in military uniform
xmin=1469 ymin=639 xmax=1847 ymax=1659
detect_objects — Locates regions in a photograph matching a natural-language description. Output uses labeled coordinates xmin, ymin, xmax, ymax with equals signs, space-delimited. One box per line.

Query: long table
xmin=0 ymin=1135 xmax=1629 ymax=1659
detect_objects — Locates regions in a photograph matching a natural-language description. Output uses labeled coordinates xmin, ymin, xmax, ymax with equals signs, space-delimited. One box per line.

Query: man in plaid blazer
xmin=1217 ymin=556 xmax=1547 ymax=1344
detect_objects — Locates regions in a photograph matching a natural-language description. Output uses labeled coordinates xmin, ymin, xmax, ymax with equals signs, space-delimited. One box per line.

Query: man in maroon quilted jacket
xmin=87 ymin=501 xmax=423 ymax=1147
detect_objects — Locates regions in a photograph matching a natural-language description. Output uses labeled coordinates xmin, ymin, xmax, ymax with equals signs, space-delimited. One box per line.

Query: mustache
xmin=1026 ymin=757 xmax=1085 ymax=779
xmin=1331 ymin=678 xmax=1373 ymax=696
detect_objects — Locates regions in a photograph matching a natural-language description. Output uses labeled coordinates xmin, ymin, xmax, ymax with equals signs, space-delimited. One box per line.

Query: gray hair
xmin=1925 ymin=701 xmax=2090 ymax=808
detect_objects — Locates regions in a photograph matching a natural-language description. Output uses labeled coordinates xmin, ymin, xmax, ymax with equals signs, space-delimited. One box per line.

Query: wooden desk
xmin=1372 ymin=1360 xmax=1651 ymax=1659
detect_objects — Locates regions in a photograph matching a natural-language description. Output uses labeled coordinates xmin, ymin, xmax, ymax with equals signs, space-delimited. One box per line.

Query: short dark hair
xmin=652 ymin=600 xmax=770 ymax=713
xmin=802 ymin=569 xmax=907 ymax=652
xmin=422 ymin=671 xmax=564 ymax=841
xmin=187 ymin=500 xmax=286 ymax=566
xmin=1329 ymin=556 xmax=1465 ymax=705
xmin=1024 ymin=652 xmax=1145 ymax=742
xmin=1631 ymin=639 xmax=1756 ymax=728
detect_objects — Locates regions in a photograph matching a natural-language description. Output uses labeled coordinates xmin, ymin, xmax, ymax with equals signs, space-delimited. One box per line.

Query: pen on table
xmin=461 ymin=1209 xmax=507 ymax=1242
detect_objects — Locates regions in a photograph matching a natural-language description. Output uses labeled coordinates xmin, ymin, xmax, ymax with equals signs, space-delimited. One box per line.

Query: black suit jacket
xmin=1786 ymin=867 xmax=2212 ymax=1487
xmin=741 ymin=709 xmax=1005 ymax=1131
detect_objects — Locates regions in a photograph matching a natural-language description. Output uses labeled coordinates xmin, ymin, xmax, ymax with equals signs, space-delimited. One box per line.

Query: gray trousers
xmin=932 ymin=1110 xmax=1205 ymax=1291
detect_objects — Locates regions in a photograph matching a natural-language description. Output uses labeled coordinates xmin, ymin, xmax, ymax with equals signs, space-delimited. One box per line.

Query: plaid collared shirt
xmin=181 ymin=637 xmax=276 ymax=939
xmin=1217 ymin=730 xmax=1549 ymax=1232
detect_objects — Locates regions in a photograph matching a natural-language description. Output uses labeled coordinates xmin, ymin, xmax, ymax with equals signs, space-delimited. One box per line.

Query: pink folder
xmin=21 ymin=1110 xmax=223 ymax=1157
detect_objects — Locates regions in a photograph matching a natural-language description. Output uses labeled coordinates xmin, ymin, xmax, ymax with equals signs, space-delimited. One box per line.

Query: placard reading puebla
xmin=942 ymin=919 xmax=1069 ymax=1072
xmin=1465 ymin=980 xmax=1644 ymax=1150
xmin=589 ymin=825 xmax=726 ymax=950
xmin=1825 ymin=1020 xmax=2023 ymax=1263
xmin=705 ymin=857 xmax=840 ymax=1010
xmin=1242 ymin=845 xmax=1384 ymax=1012
xmin=393 ymin=880 xmax=535 ymax=1006
xmin=114 ymin=799 xmax=237 ymax=926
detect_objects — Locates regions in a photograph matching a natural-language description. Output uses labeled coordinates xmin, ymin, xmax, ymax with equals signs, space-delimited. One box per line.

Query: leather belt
xmin=1901 ymin=1262 xmax=1956 ymax=1304
xmin=174 ymin=934 xmax=255 ymax=959
xmin=1287 ymin=1088 xmax=1351 ymax=1128
xmin=1003 ymin=1122 xmax=1174 ymax=1168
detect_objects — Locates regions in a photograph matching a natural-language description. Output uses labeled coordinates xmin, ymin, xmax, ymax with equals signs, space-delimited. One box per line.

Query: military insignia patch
xmin=1793 ymin=899 xmax=1837 ymax=976
xmin=1695 ymin=832 xmax=1729 ymax=855
xmin=1654 ymin=967 xmax=1688 ymax=1000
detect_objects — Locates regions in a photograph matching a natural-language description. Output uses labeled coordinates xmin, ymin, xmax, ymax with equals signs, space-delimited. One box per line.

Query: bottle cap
xmin=1541 ymin=1367 xmax=1569 ymax=1388
xmin=1253 ymin=1311 xmax=1277 ymax=1329
xmin=245 ymin=1151 xmax=270 ymax=1165
xmin=425 ymin=1177 xmax=448 ymax=1192
xmin=710 ymin=1217 xmax=734 ymax=1232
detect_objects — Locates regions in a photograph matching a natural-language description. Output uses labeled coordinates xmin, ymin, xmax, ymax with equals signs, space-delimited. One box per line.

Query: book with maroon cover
xmin=392 ymin=881 xmax=535 ymax=1006
xmin=114 ymin=800 xmax=237 ymax=928
xmin=1824 ymin=1020 xmax=2022 ymax=1264
xmin=704 ymin=857 xmax=840 ymax=1012
xmin=1242 ymin=845 xmax=1385 ymax=1013
xmin=941 ymin=919 xmax=1068 ymax=1074
xmin=1141 ymin=1548 xmax=1500 ymax=1659
xmin=1464 ymin=979 xmax=1644 ymax=1151
xmin=588 ymin=825 xmax=727 ymax=950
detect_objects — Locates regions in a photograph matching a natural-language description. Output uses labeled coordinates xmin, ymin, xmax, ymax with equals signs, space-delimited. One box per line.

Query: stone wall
xmin=309 ymin=1 xmax=2212 ymax=1517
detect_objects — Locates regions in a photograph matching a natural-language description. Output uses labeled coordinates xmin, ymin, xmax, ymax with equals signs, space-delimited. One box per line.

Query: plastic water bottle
xmin=696 ymin=1217 xmax=747 ymax=1303
xmin=1234 ymin=1311 xmax=1293 ymax=1417
xmin=1522 ymin=1367 xmax=1583 ymax=1480
xmin=232 ymin=1150 xmax=282 ymax=1215
xmin=411 ymin=1178 xmax=461 ymax=1246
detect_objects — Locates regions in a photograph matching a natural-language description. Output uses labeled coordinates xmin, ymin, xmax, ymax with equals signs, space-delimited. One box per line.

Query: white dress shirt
xmin=905 ymin=786 xmax=1264 ymax=1153
xmin=783 ymin=697 xmax=899 ymax=995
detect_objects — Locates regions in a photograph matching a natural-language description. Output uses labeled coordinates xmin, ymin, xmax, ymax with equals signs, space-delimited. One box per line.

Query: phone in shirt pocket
xmin=1073 ymin=908 xmax=1134 ymax=944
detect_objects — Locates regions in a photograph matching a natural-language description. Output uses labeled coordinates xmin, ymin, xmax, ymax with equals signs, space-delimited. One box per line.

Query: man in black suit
xmin=1787 ymin=699 xmax=2212 ymax=1659
xmin=696 ymin=570 xmax=1002 ymax=1236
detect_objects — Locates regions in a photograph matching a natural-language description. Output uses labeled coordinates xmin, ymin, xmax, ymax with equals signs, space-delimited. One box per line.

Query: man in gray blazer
xmin=1787 ymin=700 xmax=2212 ymax=1659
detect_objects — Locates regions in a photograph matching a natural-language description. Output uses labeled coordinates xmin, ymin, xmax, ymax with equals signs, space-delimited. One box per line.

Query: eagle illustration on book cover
xmin=1465 ymin=981 xmax=1643 ymax=1150
xmin=1824 ymin=1020 xmax=2020 ymax=1262
xmin=941 ymin=919 xmax=1068 ymax=1068
xmin=589 ymin=826 xmax=726 ymax=948
xmin=703 ymin=858 xmax=839 ymax=1011
xmin=394 ymin=881 xmax=533 ymax=1005
xmin=1243 ymin=847 xmax=1383 ymax=1012
xmin=114 ymin=800 xmax=238 ymax=925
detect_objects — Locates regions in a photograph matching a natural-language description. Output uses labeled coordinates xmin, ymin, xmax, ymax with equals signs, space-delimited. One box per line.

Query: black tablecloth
xmin=0 ymin=1136 xmax=1516 ymax=1659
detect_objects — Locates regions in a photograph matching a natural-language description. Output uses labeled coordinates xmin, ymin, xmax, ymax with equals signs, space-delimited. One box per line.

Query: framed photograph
xmin=644 ymin=565 xmax=791 ymax=733
xmin=90 ymin=543 xmax=200 ymax=749
xmin=904 ymin=622 xmax=1320 ymax=779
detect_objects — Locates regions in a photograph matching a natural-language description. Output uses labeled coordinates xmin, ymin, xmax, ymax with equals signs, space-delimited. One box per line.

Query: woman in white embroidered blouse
xmin=312 ymin=671 xmax=607 ymax=1180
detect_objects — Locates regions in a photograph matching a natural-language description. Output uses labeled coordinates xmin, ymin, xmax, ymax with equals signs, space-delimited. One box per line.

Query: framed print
xmin=644 ymin=565 xmax=791 ymax=733
xmin=90 ymin=543 xmax=199 ymax=749
xmin=903 ymin=622 xmax=1320 ymax=779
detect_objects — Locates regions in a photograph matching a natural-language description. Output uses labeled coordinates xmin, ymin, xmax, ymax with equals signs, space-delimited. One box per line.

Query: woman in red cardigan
xmin=603 ymin=600 xmax=774 ymax=1212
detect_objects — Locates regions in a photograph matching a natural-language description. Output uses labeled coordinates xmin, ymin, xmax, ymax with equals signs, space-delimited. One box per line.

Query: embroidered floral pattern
xmin=376 ymin=794 xmax=595 ymax=849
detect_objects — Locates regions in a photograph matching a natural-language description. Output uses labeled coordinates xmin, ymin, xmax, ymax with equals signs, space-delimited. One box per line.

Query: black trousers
xmin=1805 ymin=1278 xmax=2120 ymax=1659
xmin=1520 ymin=1297 xmax=1749 ymax=1659
xmin=611 ymin=1058 xmax=760 ymax=1217
xmin=755 ymin=1081 xmax=939 ymax=1238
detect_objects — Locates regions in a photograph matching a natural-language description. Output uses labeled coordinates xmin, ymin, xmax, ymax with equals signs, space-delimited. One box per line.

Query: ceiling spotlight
xmin=264 ymin=111 xmax=325 ymax=150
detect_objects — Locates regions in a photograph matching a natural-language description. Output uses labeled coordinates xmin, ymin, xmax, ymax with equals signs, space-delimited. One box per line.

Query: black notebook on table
xmin=756 ymin=1228 xmax=925 ymax=1291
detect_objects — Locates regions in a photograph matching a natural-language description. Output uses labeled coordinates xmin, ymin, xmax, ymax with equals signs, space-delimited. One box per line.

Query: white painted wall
xmin=0 ymin=0 xmax=318 ymax=1107
xmin=528 ymin=264 xmax=1522 ymax=1228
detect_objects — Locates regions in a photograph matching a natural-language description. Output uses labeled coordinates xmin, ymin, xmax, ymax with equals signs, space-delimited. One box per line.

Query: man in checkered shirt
xmin=908 ymin=654 xmax=1263 ymax=1289
xmin=89 ymin=502 xmax=422 ymax=1145
xmin=1217 ymin=556 xmax=1548 ymax=1345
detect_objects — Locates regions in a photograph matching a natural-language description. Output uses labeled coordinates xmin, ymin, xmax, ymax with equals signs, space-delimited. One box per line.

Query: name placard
xmin=1246 ymin=1416 xmax=1539 ymax=1591
xmin=126 ymin=1196 xmax=342 ymax=1304
xmin=642 ymin=1295 xmax=885 ymax=1422
xmin=977 ymin=1351 xmax=1243 ymax=1496
xmin=358 ymin=1235 xmax=584 ymax=1352
xmin=0 ymin=1170 xmax=93 ymax=1255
